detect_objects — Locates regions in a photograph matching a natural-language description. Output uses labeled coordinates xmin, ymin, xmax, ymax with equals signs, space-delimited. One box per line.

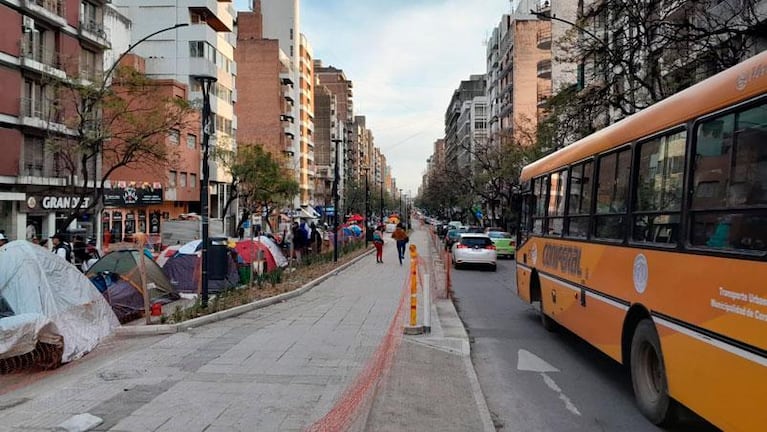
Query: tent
xmin=162 ymin=248 xmax=240 ymax=294
xmin=85 ymin=250 xmax=178 ymax=323
xmin=347 ymin=214 xmax=364 ymax=223
xmin=155 ymin=244 xmax=182 ymax=268
xmin=0 ymin=241 xmax=118 ymax=365
xmin=234 ymin=237 xmax=288 ymax=270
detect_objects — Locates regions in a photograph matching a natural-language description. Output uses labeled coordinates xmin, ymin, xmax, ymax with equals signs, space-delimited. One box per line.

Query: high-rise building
xmin=113 ymin=0 xmax=237 ymax=227
xmin=235 ymin=7 xmax=297 ymax=164
xmin=444 ymin=75 xmax=486 ymax=170
xmin=260 ymin=0 xmax=315 ymax=206
xmin=0 ymin=0 xmax=112 ymax=240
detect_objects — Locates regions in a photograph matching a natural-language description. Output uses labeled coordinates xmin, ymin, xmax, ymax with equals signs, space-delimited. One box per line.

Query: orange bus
xmin=516 ymin=50 xmax=767 ymax=431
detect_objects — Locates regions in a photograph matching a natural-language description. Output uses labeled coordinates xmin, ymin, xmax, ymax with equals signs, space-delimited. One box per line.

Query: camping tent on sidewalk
xmin=162 ymin=247 xmax=240 ymax=294
xmin=0 ymin=241 xmax=118 ymax=367
xmin=234 ymin=236 xmax=288 ymax=270
xmin=85 ymin=250 xmax=178 ymax=323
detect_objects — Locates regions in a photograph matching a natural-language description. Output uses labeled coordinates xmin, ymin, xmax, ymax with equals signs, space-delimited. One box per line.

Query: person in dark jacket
xmin=391 ymin=223 xmax=409 ymax=265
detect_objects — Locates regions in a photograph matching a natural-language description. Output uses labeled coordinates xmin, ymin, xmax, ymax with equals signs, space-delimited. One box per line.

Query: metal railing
xmin=22 ymin=0 xmax=66 ymax=19
xmin=18 ymin=39 xmax=60 ymax=69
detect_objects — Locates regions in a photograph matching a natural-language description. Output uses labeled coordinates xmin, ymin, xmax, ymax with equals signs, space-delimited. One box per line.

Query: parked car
xmin=484 ymin=226 xmax=504 ymax=234
xmin=486 ymin=231 xmax=515 ymax=259
xmin=451 ymin=233 xmax=497 ymax=271
xmin=444 ymin=229 xmax=462 ymax=251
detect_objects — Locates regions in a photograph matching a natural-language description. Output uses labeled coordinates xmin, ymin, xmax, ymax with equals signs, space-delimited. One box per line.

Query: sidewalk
xmin=0 ymin=223 xmax=493 ymax=432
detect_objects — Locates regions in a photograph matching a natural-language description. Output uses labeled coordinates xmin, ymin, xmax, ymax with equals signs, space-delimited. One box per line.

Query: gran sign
xmin=26 ymin=195 xmax=91 ymax=211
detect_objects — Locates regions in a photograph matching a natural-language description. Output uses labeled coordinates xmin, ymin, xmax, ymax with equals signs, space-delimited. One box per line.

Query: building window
xmin=179 ymin=172 xmax=187 ymax=187
xmin=190 ymin=173 xmax=197 ymax=188
xmin=187 ymin=134 xmax=197 ymax=149
xmin=169 ymin=129 xmax=180 ymax=145
xmin=169 ymin=170 xmax=177 ymax=187
xmin=23 ymin=136 xmax=45 ymax=177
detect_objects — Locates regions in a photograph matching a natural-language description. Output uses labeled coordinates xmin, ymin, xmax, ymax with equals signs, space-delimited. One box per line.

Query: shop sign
xmin=24 ymin=195 xmax=92 ymax=211
xmin=103 ymin=182 xmax=163 ymax=207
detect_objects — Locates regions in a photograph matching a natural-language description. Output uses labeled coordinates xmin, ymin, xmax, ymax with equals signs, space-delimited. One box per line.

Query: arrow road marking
xmin=517 ymin=349 xmax=582 ymax=417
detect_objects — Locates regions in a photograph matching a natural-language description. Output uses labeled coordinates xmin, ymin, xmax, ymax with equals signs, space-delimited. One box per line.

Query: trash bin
xmin=209 ymin=237 xmax=228 ymax=280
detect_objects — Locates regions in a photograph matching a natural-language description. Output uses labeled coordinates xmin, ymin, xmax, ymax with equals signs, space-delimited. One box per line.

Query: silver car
xmin=451 ymin=233 xmax=497 ymax=271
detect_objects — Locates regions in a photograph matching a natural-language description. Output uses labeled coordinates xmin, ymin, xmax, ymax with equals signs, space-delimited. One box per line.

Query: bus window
xmin=532 ymin=176 xmax=547 ymax=235
xmin=690 ymin=101 xmax=767 ymax=253
xmin=547 ymin=170 xmax=567 ymax=236
xmin=632 ymin=130 xmax=686 ymax=244
xmin=565 ymin=160 xmax=593 ymax=238
xmin=595 ymin=148 xmax=631 ymax=240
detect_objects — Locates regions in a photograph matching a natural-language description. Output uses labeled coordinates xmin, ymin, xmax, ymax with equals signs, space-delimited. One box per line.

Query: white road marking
xmin=517 ymin=349 xmax=560 ymax=373
xmin=518 ymin=349 xmax=582 ymax=417
xmin=542 ymin=373 xmax=582 ymax=416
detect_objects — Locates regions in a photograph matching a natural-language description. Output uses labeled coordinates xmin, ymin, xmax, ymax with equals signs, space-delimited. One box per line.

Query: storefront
xmin=19 ymin=194 xmax=97 ymax=241
xmin=102 ymin=182 xmax=164 ymax=247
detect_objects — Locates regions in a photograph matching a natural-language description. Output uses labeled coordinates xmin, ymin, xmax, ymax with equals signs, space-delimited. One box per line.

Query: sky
xmin=234 ymin=0 xmax=516 ymax=195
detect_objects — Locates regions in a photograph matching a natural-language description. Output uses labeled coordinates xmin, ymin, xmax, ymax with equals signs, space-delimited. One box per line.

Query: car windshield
xmin=461 ymin=237 xmax=492 ymax=247
xmin=447 ymin=230 xmax=460 ymax=238
xmin=487 ymin=231 xmax=511 ymax=239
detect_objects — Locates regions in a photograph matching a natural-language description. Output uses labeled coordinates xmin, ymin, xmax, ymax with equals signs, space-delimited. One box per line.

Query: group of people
xmin=0 ymin=230 xmax=100 ymax=272
xmin=286 ymin=220 xmax=323 ymax=262
xmin=372 ymin=222 xmax=410 ymax=265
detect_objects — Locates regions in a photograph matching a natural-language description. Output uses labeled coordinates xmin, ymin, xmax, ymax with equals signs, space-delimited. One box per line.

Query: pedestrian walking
xmin=391 ymin=223 xmax=409 ymax=265
xmin=51 ymin=233 xmax=73 ymax=263
xmin=373 ymin=228 xmax=384 ymax=263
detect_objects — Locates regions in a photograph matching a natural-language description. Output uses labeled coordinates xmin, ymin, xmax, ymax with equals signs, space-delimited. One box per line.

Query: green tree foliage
xmin=48 ymin=65 xmax=195 ymax=228
xmin=222 ymin=144 xmax=299 ymax=232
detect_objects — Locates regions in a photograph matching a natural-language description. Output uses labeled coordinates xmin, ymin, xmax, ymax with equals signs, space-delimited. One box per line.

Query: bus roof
xmin=521 ymin=50 xmax=767 ymax=182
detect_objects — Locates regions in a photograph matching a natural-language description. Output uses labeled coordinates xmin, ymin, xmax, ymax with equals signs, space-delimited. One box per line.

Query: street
xmin=450 ymin=258 xmax=720 ymax=432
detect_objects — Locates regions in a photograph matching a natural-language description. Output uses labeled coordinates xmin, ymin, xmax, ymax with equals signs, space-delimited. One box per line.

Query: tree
xmin=44 ymin=62 xmax=195 ymax=229
xmin=548 ymin=0 xmax=766 ymax=141
xmin=223 ymin=144 xmax=299 ymax=234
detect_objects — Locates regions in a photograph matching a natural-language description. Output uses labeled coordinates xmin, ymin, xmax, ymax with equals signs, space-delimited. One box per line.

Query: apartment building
xmin=260 ymin=0 xmax=315 ymax=207
xmin=0 ymin=0 xmax=112 ymax=241
xmin=312 ymin=82 xmax=336 ymax=217
xmin=113 ymin=0 xmax=237 ymax=229
xmin=486 ymin=3 xmax=549 ymax=147
xmin=444 ymin=75 xmax=485 ymax=170
xmin=235 ymin=8 xmax=297 ymax=163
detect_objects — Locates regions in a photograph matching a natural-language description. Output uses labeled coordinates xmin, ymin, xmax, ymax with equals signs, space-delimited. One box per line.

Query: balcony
xmin=79 ymin=20 xmax=111 ymax=49
xmin=188 ymin=0 xmax=233 ymax=32
xmin=537 ymin=59 xmax=552 ymax=78
xmin=21 ymin=0 xmax=66 ymax=28
xmin=19 ymin=97 xmax=71 ymax=134
xmin=18 ymin=40 xmax=66 ymax=80
xmin=537 ymin=25 xmax=552 ymax=50
xmin=536 ymin=0 xmax=551 ymax=14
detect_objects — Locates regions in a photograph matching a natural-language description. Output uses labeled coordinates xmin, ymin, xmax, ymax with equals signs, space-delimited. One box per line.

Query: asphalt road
xmin=450 ymin=257 xmax=719 ymax=432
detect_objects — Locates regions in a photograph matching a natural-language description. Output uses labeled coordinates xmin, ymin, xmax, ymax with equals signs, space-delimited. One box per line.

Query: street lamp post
xmin=331 ymin=138 xmax=342 ymax=262
xmin=380 ymin=172 xmax=384 ymax=223
xmin=399 ymin=189 xmax=403 ymax=223
xmin=192 ymin=74 xmax=217 ymax=309
xmin=363 ymin=166 xmax=370 ymax=248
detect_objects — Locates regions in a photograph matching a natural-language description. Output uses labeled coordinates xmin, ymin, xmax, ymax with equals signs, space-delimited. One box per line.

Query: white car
xmin=451 ymin=233 xmax=497 ymax=271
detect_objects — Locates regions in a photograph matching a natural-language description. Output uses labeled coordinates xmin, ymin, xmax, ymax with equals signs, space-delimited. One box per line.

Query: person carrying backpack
xmin=51 ymin=233 xmax=72 ymax=263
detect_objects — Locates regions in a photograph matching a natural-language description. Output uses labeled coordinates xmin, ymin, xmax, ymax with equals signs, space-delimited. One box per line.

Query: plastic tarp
xmin=155 ymin=244 xmax=182 ymax=268
xmin=0 ymin=241 xmax=118 ymax=363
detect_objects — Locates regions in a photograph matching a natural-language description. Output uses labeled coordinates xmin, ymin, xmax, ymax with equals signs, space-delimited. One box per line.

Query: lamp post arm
xmin=530 ymin=11 xmax=616 ymax=59
xmin=101 ymin=23 xmax=189 ymax=93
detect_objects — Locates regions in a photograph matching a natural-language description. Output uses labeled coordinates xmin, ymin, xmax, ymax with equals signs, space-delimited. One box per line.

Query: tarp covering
xmin=163 ymin=253 xmax=240 ymax=294
xmin=0 ymin=241 xmax=118 ymax=363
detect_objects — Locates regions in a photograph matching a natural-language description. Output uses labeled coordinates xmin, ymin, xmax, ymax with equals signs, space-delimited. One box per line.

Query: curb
xmin=424 ymin=229 xmax=496 ymax=432
xmin=116 ymin=247 xmax=376 ymax=337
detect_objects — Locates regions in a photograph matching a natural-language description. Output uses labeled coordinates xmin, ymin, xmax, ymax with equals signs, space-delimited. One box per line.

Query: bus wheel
xmin=630 ymin=319 xmax=678 ymax=426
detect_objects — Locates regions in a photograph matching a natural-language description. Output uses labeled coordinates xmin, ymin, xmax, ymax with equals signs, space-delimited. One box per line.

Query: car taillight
xmin=456 ymin=244 xmax=468 ymax=249
xmin=485 ymin=244 xmax=496 ymax=250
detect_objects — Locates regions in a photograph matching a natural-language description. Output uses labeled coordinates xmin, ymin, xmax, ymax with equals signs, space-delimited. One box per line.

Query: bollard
xmin=404 ymin=244 xmax=423 ymax=335
xmin=422 ymin=273 xmax=431 ymax=334
xmin=409 ymin=244 xmax=418 ymax=327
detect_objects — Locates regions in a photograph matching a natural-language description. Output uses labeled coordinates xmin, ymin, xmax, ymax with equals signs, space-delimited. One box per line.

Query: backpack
xmin=54 ymin=243 xmax=72 ymax=262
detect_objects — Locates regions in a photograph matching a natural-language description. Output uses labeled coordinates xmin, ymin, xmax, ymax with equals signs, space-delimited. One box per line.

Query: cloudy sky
xmin=234 ymin=0 xmax=516 ymax=194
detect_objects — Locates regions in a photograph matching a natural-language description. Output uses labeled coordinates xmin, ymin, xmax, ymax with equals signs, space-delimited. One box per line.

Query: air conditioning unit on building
xmin=23 ymin=16 xmax=35 ymax=31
